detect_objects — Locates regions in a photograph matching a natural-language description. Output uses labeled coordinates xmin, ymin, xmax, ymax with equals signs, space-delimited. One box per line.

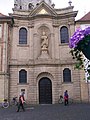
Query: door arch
xmin=39 ymin=77 xmax=52 ymax=104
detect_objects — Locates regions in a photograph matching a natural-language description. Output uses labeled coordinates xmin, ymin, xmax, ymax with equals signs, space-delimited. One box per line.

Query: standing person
xmin=64 ymin=90 xmax=69 ymax=106
xmin=17 ymin=93 xmax=25 ymax=112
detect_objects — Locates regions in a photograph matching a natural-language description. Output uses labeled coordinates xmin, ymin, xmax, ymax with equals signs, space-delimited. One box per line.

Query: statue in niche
xmin=41 ymin=31 xmax=48 ymax=50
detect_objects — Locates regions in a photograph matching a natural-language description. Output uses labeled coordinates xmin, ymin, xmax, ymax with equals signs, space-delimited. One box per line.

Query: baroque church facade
xmin=0 ymin=0 xmax=89 ymax=104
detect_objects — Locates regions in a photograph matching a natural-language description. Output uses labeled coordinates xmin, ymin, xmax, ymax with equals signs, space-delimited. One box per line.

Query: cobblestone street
xmin=0 ymin=103 xmax=90 ymax=120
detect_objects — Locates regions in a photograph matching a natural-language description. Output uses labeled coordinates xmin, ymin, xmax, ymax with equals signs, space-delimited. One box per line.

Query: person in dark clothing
xmin=17 ymin=93 xmax=25 ymax=112
xmin=64 ymin=90 xmax=69 ymax=106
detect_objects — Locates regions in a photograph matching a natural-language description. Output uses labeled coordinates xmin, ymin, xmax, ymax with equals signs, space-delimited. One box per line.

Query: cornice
xmin=9 ymin=59 xmax=76 ymax=67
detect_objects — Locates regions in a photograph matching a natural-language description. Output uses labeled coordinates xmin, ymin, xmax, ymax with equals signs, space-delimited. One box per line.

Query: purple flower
xmin=69 ymin=27 xmax=90 ymax=48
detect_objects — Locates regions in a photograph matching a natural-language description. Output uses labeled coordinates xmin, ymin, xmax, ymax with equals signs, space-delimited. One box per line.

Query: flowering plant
xmin=69 ymin=27 xmax=90 ymax=69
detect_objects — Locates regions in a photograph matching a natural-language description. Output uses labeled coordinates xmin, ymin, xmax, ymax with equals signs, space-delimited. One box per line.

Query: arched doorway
xmin=39 ymin=77 xmax=52 ymax=104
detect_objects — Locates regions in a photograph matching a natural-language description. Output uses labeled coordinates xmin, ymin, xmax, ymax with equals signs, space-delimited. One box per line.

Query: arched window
xmin=19 ymin=69 xmax=27 ymax=83
xmin=19 ymin=27 xmax=27 ymax=44
xmin=63 ymin=68 xmax=71 ymax=82
xmin=60 ymin=26 xmax=69 ymax=43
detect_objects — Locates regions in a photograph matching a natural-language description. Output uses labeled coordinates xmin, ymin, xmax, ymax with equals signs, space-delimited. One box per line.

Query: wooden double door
xmin=39 ymin=77 xmax=52 ymax=104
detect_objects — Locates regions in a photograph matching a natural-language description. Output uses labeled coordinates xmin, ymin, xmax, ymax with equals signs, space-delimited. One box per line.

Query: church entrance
xmin=39 ymin=77 xmax=52 ymax=104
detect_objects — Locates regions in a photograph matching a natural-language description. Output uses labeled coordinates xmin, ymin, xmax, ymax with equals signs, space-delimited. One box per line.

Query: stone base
xmin=38 ymin=50 xmax=50 ymax=59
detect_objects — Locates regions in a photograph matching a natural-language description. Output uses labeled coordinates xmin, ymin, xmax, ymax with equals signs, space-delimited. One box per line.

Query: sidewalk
xmin=0 ymin=103 xmax=90 ymax=120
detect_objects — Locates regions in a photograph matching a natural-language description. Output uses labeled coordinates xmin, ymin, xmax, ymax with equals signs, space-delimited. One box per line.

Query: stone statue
xmin=41 ymin=31 xmax=48 ymax=50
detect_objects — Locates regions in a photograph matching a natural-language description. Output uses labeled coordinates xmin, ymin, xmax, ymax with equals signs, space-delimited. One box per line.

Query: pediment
xmin=29 ymin=1 xmax=57 ymax=17
xmin=38 ymin=8 xmax=48 ymax=14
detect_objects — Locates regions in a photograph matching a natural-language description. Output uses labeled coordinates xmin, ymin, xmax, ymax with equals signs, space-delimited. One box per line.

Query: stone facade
xmin=0 ymin=15 xmax=13 ymax=100
xmin=0 ymin=0 xmax=89 ymax=104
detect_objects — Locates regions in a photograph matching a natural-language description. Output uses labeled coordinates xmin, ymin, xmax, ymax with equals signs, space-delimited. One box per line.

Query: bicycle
xmin=58 ymin=95 xmax=73 ymax=105
xmin=58 ymin=95 xmax=64 ymax=104
xmin=10 ymin=97 xmax=18 ymax=106
xmin=0 ymin=99 xmax=9 ymax=108
xmin=68 ymin=98 xmax=73 ymax=104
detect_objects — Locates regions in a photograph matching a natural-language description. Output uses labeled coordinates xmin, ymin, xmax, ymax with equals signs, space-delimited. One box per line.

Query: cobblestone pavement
xmin=0 ymin=103 xmax=90 ymax=120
